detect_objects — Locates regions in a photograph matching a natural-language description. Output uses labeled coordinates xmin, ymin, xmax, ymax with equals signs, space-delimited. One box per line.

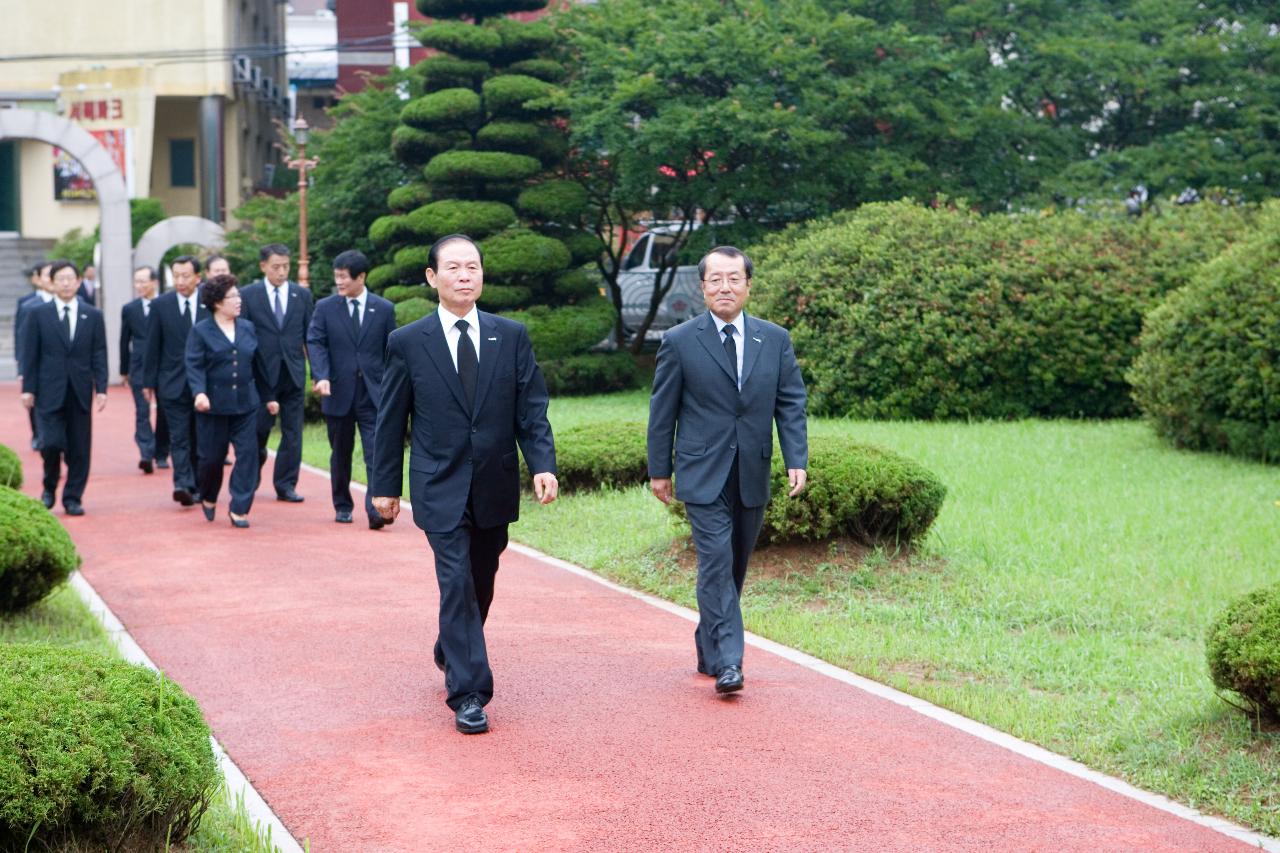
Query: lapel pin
xmin=488 ymin=336 xmax=497 ymax=341
xmin=752 ymin=336 xmax=762 ymax=343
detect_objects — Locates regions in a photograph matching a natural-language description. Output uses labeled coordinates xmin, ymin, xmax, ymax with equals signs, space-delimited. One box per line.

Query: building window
xmin=170 ymin=139 xmax=196 ymax=187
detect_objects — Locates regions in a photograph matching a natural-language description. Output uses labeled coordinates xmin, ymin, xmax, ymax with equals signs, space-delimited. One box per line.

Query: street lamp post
xmin=286 ymin=117 xmax=320 ymax=288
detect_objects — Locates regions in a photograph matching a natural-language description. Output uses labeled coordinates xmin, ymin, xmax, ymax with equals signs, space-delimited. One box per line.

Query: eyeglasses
xmin=702 ymin=275 xmax=748 ymax=287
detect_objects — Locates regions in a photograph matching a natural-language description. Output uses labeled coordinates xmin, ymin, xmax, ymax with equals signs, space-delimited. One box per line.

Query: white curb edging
xmin=69 ymin=572 xmax=306 ymax=853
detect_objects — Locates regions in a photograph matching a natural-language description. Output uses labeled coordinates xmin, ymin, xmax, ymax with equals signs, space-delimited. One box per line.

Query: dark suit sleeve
xmin=513 ymin=324 xmax=555 ymax=476
xmin=119 ymin=306 xmax=132 ymax=378
xmin=20 ymin=311 xmax=41 ymax=396
xmin=774 ymin=330 xmax=808 ymax=471
xmin=370 ymin=333 xmax=411 ymax=497
xmin=14 ymin=301 xmax=28 ymax=376
xmin=252 ymin=329 xmax=273 ymax=404
xmin=91 ymin=313 xmax=108 ymax=394
xmin=306 ymin=302 xmax=330 ymax=381
xmin=185 ymin=328 xmax=208 ymax=397
xmin=143 ymin=306 xmax=161 ymax=389
xmin=646 ymin=333 xmax=682 ymax=479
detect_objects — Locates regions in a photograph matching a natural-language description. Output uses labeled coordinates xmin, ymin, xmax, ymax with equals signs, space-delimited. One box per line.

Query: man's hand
xmin=650 ymin=477 xmax=673 ymax=505
xmin=266 ymin=401 xmax=280 ymax=415
xmin=313 ymin=379 xmax=331 ymax=397
xmin=120 ymin=374 xmax=127 ymax=385
xmin=142 ymin=387 xmax=154 ymax=403
xmin=532 ymin=472 xmax=558 ymax=505
xmin=787 ymin=468 xmax=807 ymax=497
xmin=95 ymin=393 xmax=107 ymax=413
xmin=372 ymin=496 xmax=400 ymax=520
xmin=20 ymin=393 xmax=34 ymax=410
xmin=193 ymin=393 xmax=211 ymax=413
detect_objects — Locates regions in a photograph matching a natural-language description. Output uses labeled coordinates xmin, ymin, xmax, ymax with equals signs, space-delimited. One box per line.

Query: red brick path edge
xmin=3 ymin=383 xmax=1274 ymax=852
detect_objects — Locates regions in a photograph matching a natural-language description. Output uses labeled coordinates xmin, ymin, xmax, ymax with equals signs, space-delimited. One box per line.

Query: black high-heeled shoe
xmin=201 ymin=502 xmax=215 ymax=522
xmin=228 ymin=513 xmax=250 ymax=529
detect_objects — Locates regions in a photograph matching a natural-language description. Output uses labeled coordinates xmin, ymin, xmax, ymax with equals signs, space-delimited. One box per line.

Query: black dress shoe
xmin=335 ymin=510 xmax=353 ymax=524
xmin=40 ymin=490 xmax=54 ymax=509
xmin=156 ymin=458 xmax=170 ymax=469
xmin=229 ymin=513 xmax=250 ymax=529
xmin=276 ymin=489 xmax=305 ymax=503
xmin=455 ymin=695 xmax=489 ymax=734
xmin=369 ymin=515 xmax=388 ymax=530
xmin=63 ymin=501 xmax=85 ymax=517
xmin=715 ymin=665 xmax=744 ymax=694
xmin=138 ymin=459 xmax=154 ymax=474
xmin=201 ymin=502 xmax=216 ymax=522
xmin=173 ymin=488 xmax=195 ymax=506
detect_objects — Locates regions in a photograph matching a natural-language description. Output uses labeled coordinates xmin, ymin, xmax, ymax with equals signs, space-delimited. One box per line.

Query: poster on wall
xmin=53 ymin=128 xmax=131 ymax=201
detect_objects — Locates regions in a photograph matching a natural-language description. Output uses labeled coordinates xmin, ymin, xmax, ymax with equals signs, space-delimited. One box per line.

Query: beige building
xmin=0 ymin=0 xmax=289 ymax=239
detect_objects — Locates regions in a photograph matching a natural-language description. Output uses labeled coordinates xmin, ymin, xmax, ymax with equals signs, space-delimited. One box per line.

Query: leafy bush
xmin=482 ymin=74 xmax=556 ymax=117
xmin=752 ymin=200 xmax=1254 ymax=419
xmin=393 ymin=245 xmax=431 ymax=281
xmin=0 ymin=444 xmax=21 ymax=489
xmin=517 ymin=180 xmax=589 ymax=222
xmin=506 ymin=296 xmax=614 ymax=359
xmin=368 ymin=263 xmax=400 ymax=292
xmin=396 ymin=297 xmax=436 ymax=326
xmin=423 ymin=150 xmax=542 ymax=185
xmin=541 ymin=351 xmax=639 ymax=396
xmin=0 ymin=486 xmax=79 ymax=613
xmin=410 ymin=54 xmax=490 ymax=90
xmin=548 ymin=421 xmax=648 ymax=491
xmin=508 ymin=58 xmax=565 ymax=82
xmin=1207 ymin=583 xmax=1280 ymax=722
xmin=411 ymin=20 xmax=503 ymax=59
xmin=400 ymin=88 xmax=483 ymax=130
xmin=481 ymin=229 xmax=572 ymax=281
xmin=485 ymin=17 xmax=557 ymax=62
xmin=383 ymin=284 xmax=431 ymax=303
xmin=369 ymin=214 xmax=415 ymax=248
xmin=553 ymin=267 xmax=600 ymax=301
xmin=1129 ymin=200 xmax=1280 ymax=460
xmin=477 ymin=284 xmax=532 ymax=310
xmin=391 ymin=125 xmax=460 ymax=164
xmin=406 ymin=199 xmax=516 ymax=241
xmin=474 ymin=121 xmax=568 ymax=165
xmin=0 ymin=644 xmax=219 ymax=850
xmin=386 ymin=182 xmax=434 ymax=212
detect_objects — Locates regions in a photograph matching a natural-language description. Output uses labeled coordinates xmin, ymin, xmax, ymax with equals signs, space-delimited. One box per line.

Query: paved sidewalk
xmin=2 ymin=383 xmax=1270 ymax=851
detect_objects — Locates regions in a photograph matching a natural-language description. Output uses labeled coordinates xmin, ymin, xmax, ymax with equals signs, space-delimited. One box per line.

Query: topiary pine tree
xmin=371 ymin=0 xmax=635 ymax=393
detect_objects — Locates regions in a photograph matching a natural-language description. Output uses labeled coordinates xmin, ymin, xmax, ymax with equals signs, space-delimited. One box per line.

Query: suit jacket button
xmin=730 ymin=443 xmax=737 ymax=450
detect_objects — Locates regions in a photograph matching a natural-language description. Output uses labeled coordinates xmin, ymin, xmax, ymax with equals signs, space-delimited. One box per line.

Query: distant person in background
xmin=14 ymin=265 xmax=50 ymax=450
xmin=240 ymin=243 xmax=313 ymax=503
xmin=20 ymin=260 xmax=108 ymax=516
xmin=307 ymin=250 xmax=397 ymax=527
xmin=78 ymin=264 xmax=98 ymax=305
xmin=186 ymin=274 xmax=277 ymax=529
xmin=207 ymin=254 xmax=231 ymax=278
xmin=144 ymin=255 xmax=208 ymax=507
xmin=120 ymin=266 xmax=169 ymax=474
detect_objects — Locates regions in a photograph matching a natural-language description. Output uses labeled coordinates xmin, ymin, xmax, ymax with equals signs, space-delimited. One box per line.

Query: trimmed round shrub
xmin=383 ymin=283 xmax=431 ymax=304
xmin=396 ymin=296 xmax=436 ymax=326
xmin=477 ymin=283 xmax=532 ymax=311
xmin=368 ymin=263 xmax=400 ymax=292
xmin=418 ymin=0 xmax=548 ymax=18
xmin=391 ymin=125 xmax=463 ymax=164
xmin=394 ymin=245 xmax=431 ymax=281
xmin=0 ymin=644 xmax=220 ymax=850
xmin=517 ymin=180 xmax=588 ymax=222
xmin=752 ymin=200 xmax=1255 ymax=419
xmin=553 ymin=267 xmax=600 ymax=301
xmin=412 ymin=20 xmax=503 ymax=59
xmin=406 ymin=199 xmax=517 ymax=241
xmin=560 ymin=231 xmax=606 ymax=266
xmin=410 ymin=54 xmax=490 ymax=90
xmin=386 ymin=182 xmax=434 ymax=213
xmin=0 ymin=443 xmax=21 ymax=489
xmin=505 ymin=297 xmax=615 ymax=359
xmin=0 ymin=486 xmax=79 ymax=613
xmin=508 ymin=58 xmax=565 ymax=82
xmin=482 ymin=74 xmax=556 ymax=117
xmin=1207 ymin=583 xmax=1280 ymax=722
xmin=423 ymin=150 xmax=542 ymax=185
xmin=541 ymin=351 xmax=640 ymax=396
xmin=1129 ymin=200 xmax=1280 ymax=461
xmin=475 ymin=121 xmax=567 ymax=165
xmin=480 ymin=229 xmax=571 ymax=281
xmin=400 ymin=88 xmax=483 ymax=130
xmin=369 ymin=214 xmax=415 ymax=248
xmin=548 ymin=421 xmax=648 ymax=491
xmin=486 ymin=17 xmax=557 ymax=63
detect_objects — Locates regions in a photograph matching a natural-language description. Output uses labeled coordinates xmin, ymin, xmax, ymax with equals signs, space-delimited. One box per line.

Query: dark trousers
xmin=684 ymin=455 xmax=765 ymax=675
xmin=37 ymin=395 xmax=91 ymax=505
xmin=129 ymin=380 xmax=169 ymax=461
xmin=325 ymin=381 xmax=377 ymax=520
xmin=27 ymin=407 xmax=38 ymax=444
xmin=426 ymin=495 xmax=510 ymax=710
xmin=160 ymin=393 xmax=198 ymax=493
xmin=257 ymin=374 xmax=304 ymax=494
xmin=196 ymin=410 xmax=260 ymax=515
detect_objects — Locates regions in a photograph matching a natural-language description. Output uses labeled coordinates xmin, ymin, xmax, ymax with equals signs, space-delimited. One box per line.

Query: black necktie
xmin=181 ymin=298 xmax=190 ymax=325
xmin=350 ymin=298 xmax=361 ymax=337
xmin=455 ymin=319 xmax=477 ymax=412
xmin=723 ymin=325 xmax=738 ymax=388
xmin=62 ymin=305 xmax=72 ymax=340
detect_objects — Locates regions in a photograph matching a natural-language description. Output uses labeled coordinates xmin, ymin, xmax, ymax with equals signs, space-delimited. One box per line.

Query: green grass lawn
xmin=0 ymin=587 xmax=285 ymax=852
xmin=293 ymin=390 xmax=1279 ymax=835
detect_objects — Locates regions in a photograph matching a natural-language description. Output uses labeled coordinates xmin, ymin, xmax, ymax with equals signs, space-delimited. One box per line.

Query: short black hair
xmin=206 ymin=253 xmax=229 ymax=267
xmin=697 ymin=246 xmax=754 ymax=280
xmin=201 ymin=274 xmax=240 ymax=311
xmin=48 ymin=259 xmax=79 ymax=281
xmin=260 ymin=243 xmax=291 ymax=262
xmin=172 ymin=254 xmax=202 ymax=274
xmin=134 ymin=265 xmax=159 ymax=281
xmin=427 ymin=234 xmax=483 ymax=271
xmin=38 ymin=262 xmax=53 ymax=275
xmin=333 ymin=249 xmax=370 ymax=278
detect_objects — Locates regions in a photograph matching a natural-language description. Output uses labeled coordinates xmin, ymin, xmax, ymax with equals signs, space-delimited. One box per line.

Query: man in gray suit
xmin=647 ymin=246 xmax=808 ymax=695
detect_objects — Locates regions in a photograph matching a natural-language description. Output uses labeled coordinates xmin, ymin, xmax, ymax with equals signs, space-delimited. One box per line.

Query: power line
xmin=0 ymin=34 xmax=406 ymax=65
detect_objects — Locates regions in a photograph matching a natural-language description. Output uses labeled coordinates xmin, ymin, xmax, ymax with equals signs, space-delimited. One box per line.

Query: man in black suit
xmin=371 ymin=235 xmax=558 ymax=735
xmin=14 ymin=264 xmax=52 ymax=451
xmin=19 ymin=260 xmax=108 ymax=515
xmin=240 ymin=243 xmax=313 ymax=502
xmin=144 ymin=255 xmax=208 ymax=506
xmin=648 ymin=246 xmax=808 ymax=695
xmin=120 ymin=266 xmax=169 ymax=474
xmin=306 ymin=249 xmax=397 ymax=528
xmin=78 ymin=264 xmax=98 ymax=306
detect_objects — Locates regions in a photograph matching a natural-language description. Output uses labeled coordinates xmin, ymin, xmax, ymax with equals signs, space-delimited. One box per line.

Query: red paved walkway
xmin=2 ymin=384 xmax=1267 ymax=851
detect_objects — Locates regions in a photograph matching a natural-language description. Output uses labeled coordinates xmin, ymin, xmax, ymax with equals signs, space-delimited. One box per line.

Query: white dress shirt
xmin=347 ymin=288 xmax=368 ymax=324
xmin=37 ymin=291 xmax=54 ymax=303
xmin=712 ymin=311 xmax=745 ymax=388
xmin=55 ymin=296 xmax=79 ymax=340
xmin=141 ymin=297 xmax=152 ymax=318
xmin=438 ymin=303 xmax=481 ymax=370
xmin=177 ymin=292 xmax=199 ymax=325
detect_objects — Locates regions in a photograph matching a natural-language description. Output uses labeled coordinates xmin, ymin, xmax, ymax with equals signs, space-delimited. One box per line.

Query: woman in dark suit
xmin=185 ymin=274 xmax=278 ymax=528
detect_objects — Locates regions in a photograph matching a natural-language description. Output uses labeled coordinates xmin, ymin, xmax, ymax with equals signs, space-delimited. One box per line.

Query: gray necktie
xmin=62 ymin=305 xmax=72 ymax=341
xmin=273 ymin=287 xmax=285 ymax=328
